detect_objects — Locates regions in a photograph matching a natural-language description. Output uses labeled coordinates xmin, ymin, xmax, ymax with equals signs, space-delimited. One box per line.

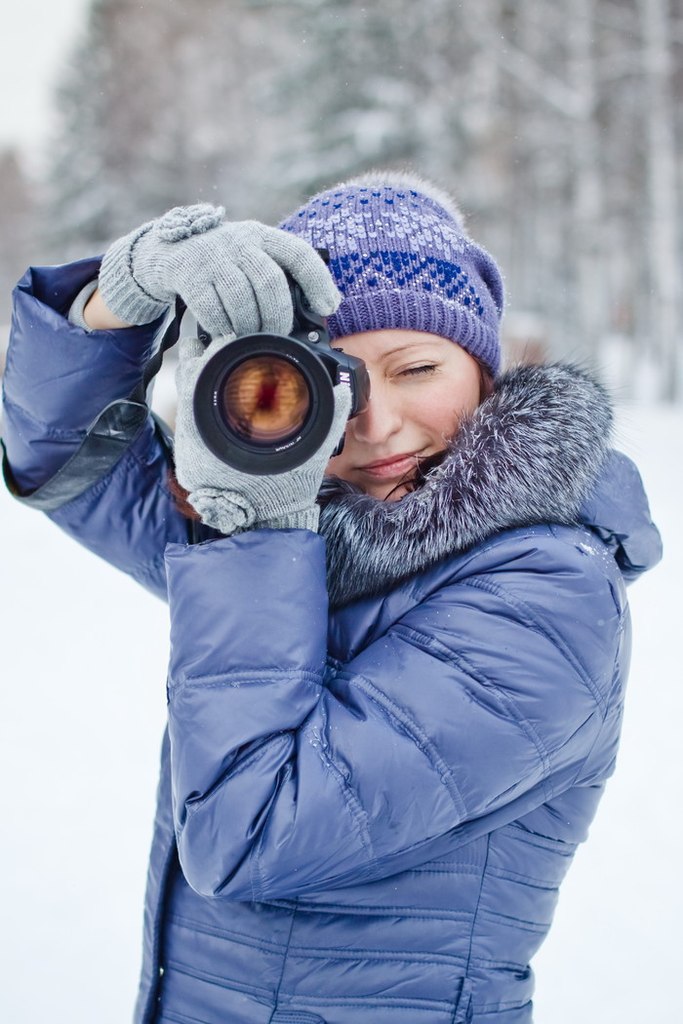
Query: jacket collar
xmin=319 ymin=362 xmax=613 ymax=607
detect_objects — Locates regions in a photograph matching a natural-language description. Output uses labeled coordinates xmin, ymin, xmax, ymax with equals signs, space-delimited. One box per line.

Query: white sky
xmin=0 ymin=0 xmax=91 ymax=165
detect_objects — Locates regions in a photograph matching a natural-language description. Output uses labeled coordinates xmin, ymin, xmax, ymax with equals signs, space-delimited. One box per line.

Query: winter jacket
xmin=2 ymin=261 xmax=662 ymax=1024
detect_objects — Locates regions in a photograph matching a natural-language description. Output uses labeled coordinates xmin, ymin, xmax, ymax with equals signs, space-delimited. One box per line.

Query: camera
xmin=192 ymin=276 xmax=370 ymax=474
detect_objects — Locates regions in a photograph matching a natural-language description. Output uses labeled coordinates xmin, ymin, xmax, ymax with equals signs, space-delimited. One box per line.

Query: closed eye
xmin=401 ymin=364 xmax=437 ymax=377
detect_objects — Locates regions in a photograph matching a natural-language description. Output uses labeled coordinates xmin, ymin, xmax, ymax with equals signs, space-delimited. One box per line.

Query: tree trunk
xmin=637 ymin=0 xmax=681 ymax=401
xmin=568 ymin=0 xmax=607 ymax=361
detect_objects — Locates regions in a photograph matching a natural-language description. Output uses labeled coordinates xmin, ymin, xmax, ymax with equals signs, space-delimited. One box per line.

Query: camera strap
xmin=127 ymin=296 xmax=188 ymax=406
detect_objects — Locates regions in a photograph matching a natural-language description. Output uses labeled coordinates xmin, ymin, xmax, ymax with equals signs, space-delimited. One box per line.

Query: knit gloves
xmin=98 ymin=202 xmax=348 ymax=533
xmin=174 ymin=335 xmax=352 ymax=534
xmin=98 ymin=203 xmax=341 ymax=336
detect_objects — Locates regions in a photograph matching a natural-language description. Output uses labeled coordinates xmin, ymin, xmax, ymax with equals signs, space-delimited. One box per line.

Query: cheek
xmin=417 ymin=377 xmax=480 ymax=441
xmin=325 ymin=449 xmax=346 ymax=477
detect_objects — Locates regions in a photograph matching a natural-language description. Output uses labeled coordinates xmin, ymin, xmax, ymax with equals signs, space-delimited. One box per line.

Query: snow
xmin=0 ymin=403 xmax=680 ymax=1023
xmin=533 ymin=403 xmax=682 ymax=1022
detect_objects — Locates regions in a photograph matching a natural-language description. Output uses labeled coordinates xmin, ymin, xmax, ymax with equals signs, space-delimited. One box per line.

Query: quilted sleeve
xmin=2 ymin=260 xmax=165 ymax=489
xmin=2 ymin=261 xmax=189 ymax=598
xmin=164 ymin=525 xmax=628 ymax=901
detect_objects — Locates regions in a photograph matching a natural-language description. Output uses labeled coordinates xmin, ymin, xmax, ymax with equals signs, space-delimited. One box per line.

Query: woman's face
xmin=326 ymin=329 xmax=482 ymax=500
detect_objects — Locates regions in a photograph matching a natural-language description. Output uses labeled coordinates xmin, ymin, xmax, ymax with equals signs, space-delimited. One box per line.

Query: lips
xmin=358 ymin=452 xmax=424 ymax=479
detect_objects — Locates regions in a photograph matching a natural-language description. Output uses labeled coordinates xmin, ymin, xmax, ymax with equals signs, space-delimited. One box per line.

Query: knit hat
xmin=279 ymin=171 xmax=504 ymax=377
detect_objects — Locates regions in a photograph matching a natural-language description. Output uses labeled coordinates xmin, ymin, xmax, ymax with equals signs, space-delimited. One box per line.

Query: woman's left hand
xmin=173 ymin=335 xmax=352 ymax=534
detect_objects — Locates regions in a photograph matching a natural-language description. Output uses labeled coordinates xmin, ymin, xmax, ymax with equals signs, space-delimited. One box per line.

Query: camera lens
xmin=194 ymin=334 xmax=336 ymax=473
xmin=220 ymin=355 xmax=310 ymax=444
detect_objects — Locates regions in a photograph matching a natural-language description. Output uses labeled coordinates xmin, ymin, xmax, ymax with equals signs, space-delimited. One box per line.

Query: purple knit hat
xmin=279 ymin=171 xmax=504 ymax=376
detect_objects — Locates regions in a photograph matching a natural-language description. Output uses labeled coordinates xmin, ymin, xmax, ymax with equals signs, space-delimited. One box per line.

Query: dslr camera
xmin=192 ymin=276 xmax=370 ymax=474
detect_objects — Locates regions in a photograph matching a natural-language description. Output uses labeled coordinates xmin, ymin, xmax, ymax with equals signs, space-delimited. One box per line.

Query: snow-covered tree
xmin=39 ymin=0 xmax=683 ymax=399
xmin=0 ymin=148 xmax=36 ymax=329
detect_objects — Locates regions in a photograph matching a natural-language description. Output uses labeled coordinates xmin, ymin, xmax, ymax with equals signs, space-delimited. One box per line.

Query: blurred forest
xmin=1 ymin=0 xmax=682 ymax=399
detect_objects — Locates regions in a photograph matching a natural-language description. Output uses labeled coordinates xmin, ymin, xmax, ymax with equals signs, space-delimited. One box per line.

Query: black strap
xmin=2 ymin=400 xmax=149 ymax=511
xmin=128 ymin=296 xmax=187 ymax=405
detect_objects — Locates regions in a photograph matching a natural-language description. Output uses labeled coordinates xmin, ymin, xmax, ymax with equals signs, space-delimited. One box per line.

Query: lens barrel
xmin=193 ymin=334 xmax=337 ymax=474
xmin=192 ymin=273 xmax=370 ymax=474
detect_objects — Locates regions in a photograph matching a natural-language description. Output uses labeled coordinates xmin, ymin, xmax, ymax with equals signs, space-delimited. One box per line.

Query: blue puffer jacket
xmin=2 ymin=262 xmax=662 ymax=1024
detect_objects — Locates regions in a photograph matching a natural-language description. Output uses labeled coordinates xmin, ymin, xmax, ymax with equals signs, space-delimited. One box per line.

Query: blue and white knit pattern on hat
xmin=279 ymin=172 xmax=505 ymax=376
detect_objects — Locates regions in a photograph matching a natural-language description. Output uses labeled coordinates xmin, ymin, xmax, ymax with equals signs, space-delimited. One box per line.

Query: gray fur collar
xmin=318 ymin=363 xmax=612 ymax=607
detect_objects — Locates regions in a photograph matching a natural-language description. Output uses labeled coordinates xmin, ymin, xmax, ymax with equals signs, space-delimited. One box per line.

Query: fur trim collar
xmin=318 ymin=363 xmax=612 ymax=607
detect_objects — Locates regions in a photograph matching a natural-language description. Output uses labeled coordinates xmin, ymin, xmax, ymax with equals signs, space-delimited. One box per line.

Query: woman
xmin=1 ymin=172 xmax=661 ymax=1023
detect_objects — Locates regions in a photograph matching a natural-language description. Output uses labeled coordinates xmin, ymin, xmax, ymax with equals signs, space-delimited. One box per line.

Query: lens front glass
xmin=220 ymin=355 xmax=310 ymax=444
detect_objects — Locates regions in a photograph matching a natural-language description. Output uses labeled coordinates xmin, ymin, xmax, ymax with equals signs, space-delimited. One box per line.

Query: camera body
xmin=193 ymin=279 xmax=370 ymax=474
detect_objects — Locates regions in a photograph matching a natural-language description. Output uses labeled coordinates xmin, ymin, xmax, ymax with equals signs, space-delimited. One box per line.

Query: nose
xmin=347 ymin=379 xmax=402 ymax=446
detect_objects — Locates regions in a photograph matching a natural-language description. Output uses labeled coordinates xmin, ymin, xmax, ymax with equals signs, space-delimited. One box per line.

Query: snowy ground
xmin=0 ymin=402 xmax=680 ymax=1023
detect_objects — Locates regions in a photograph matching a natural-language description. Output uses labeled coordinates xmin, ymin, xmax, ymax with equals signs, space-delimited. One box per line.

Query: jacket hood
xmin=319 ymin=362 xmax=661 ymax=606
xmin=578 ymin=446 xmax=662 ymax=584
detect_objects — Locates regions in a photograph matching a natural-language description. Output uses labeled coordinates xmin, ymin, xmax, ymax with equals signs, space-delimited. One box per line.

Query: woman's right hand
xmin=96 ymin=202 xmax=341 ymax=337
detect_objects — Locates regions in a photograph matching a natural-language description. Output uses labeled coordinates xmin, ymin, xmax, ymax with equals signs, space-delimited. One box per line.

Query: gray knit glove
xmin=98 ymin=203 xmax=341 ymax=335
xmin=173 ymin=335 xmax=352 ymax=534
